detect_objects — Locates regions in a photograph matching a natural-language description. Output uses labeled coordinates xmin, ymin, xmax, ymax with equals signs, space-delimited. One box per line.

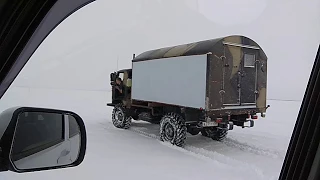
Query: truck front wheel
xmin=112 ymin=104 xmax=132 ymax=129
xmin=159 ymin=113 xmax=187 ymax=147
xmin=201 ymin=126 xmax=228 ymax=141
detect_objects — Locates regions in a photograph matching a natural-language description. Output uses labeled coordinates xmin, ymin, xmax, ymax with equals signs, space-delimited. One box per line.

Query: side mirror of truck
xmin=110 ymin=72 xmax=116 ymax=82
xmin=0 ymin=107 xmax=86 ymax=173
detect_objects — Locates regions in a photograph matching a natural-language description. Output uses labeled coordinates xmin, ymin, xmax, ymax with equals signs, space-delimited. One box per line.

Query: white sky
xmin=13 ymin=0 xmax=320 ymax=101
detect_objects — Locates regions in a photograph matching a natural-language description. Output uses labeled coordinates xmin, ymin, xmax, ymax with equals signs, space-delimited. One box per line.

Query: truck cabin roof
xmin=116 ymin=69 xmax=132 ymax=73
xmin=132 ymin=35 xmax=267 ymax=62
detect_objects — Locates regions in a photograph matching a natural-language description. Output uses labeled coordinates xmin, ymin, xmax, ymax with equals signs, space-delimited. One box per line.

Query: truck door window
xmin=244 ymin=53 xmax=255 ymax=68
xmin=118 ymin=73 xmax=124 ymax=81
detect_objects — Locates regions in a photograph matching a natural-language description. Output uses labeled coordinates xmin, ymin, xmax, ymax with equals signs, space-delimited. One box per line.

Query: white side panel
xmin=132 ymin=54 xmax=207 ymax=108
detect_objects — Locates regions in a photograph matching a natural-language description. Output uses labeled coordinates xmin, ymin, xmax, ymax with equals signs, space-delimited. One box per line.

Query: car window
xmin=11 ymin=112 xmax=64 ymax=161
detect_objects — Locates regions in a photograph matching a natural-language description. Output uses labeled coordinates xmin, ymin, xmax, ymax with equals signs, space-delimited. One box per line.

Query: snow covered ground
xmin=0 ymin=86 xmax=301 ymax=180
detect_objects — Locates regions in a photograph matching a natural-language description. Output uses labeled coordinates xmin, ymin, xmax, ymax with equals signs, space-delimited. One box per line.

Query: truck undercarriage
xmin=107 ymin=100 xmax=262 ymax=147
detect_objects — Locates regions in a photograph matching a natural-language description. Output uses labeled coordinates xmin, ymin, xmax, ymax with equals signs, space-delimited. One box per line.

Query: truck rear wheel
xmin=159 ymin=112 xmax=187 ymax=147
xmin=112 ymin=104 xmax=132 ymax=129
xmin=201 ymin=126 xmax=228 ymax=141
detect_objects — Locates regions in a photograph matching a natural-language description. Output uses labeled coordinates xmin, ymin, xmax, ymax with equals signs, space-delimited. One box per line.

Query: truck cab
xmin=108 ymin=69 xmax=132 ymax=106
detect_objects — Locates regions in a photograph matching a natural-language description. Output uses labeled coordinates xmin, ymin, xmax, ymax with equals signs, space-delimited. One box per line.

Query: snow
xmin=0 ymin=87 xmax=300 ymax=180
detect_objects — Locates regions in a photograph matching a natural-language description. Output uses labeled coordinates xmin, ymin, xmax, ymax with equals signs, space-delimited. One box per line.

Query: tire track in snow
xmin=129 ymin=122 xmax=284 ymax=159
xmin=127 ymin=125 xmax=267 ymax=179
xmin=99 ymin=122 xmax=280 ymax=179
xmin=100 ymin=121 xmax=283 ymax=159
xmin=222 ymin=137 xmax=285 ymax=159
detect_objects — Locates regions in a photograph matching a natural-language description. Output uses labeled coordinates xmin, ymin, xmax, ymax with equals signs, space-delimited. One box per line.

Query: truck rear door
xmin=241 ymin=48 xmax=258 ymax=106
xmin=222 ymin=42 xmax=260 ymax=108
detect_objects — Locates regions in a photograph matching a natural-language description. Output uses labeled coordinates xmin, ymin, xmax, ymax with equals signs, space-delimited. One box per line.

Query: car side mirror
xmin=0 ymin=107 xmax=86 ymax=173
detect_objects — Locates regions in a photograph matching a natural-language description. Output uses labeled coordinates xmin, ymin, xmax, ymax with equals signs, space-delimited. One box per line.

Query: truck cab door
xmin=112 ymin=72 xmax=124 ymax=103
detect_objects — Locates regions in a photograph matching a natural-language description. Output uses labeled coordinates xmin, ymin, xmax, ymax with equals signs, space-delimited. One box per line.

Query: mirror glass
xmin=10 ymin=111 xmax=81 ymax=170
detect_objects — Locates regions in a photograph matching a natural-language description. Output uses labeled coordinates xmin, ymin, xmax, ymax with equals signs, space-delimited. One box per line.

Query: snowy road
xmin=0 ymin=87 xmax=300 ymax=180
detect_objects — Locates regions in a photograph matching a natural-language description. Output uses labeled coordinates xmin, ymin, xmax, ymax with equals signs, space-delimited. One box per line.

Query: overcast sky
xmin=13 ymin=0 xmax=320 ymax=100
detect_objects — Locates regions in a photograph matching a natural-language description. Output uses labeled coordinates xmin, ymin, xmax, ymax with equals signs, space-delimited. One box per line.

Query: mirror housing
xmin=110 ymin=72 xmax=117 ymax=86
xmin=0 ymin=107 xmax=86 ymax=173
xmin=110 ymin=72 xmax=116 ymax=82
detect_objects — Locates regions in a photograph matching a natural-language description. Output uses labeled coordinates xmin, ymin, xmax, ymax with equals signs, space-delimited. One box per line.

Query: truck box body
xmin=131 ymin=35 xmax=268 ymax=115
xmin=132 ymin=54 xmax=208 ymax=109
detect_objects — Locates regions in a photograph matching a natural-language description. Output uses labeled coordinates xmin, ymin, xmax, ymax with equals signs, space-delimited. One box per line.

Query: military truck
xmin=107 ymin=35 xmax=269 ymax=147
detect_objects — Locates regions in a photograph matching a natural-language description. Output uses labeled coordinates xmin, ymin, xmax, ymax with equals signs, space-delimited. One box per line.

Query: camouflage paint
xmin=224 ymin=36 xmax=242 ymax=78
xmin=132 ymin=35 xmax=268 ymax=116
xmin=163 ymin=43 xmax=198 ymax=57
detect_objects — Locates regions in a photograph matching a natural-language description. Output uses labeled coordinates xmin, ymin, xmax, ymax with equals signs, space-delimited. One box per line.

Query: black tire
xmin=201 ymin=127 xmax=228 ymax=141
xmin=112 ymin=104 xmax=132 ymax=129
xmin=159 ymin=112 xmax=187 ymax=147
